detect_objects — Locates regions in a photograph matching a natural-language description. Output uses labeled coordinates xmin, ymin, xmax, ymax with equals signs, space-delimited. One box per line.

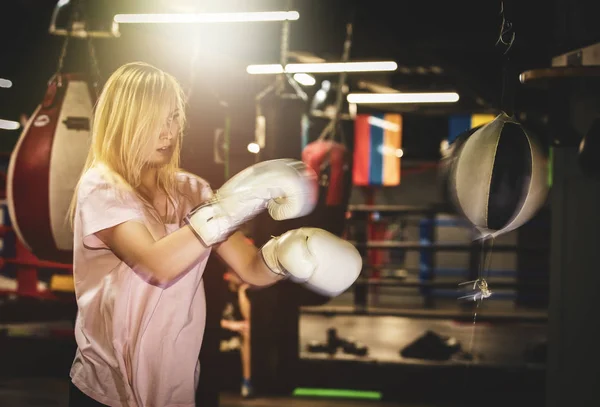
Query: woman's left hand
xmin=228 ymin=320 xmax=249 ymax=334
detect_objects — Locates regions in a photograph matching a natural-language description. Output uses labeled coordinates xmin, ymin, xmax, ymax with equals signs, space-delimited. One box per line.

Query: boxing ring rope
xmin=304 ymin=204 xmax=550 ymax=322
xmin=0 ymin=167 xmax=549 ymax=319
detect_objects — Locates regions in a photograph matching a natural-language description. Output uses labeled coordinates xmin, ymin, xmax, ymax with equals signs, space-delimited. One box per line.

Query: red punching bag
xmin=302 ymin=139 xmax=348 ymax=206
xmin=7 ymin=74 xmax=95 ymax=263
xmin=300 ymin=119 xmax=353 ymax=240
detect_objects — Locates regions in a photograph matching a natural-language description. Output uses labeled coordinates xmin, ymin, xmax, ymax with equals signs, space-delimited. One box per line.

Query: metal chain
xmin=55 ymin=0 xmax=76 ymax=75
xmin=53 ymin=0 xmax=103 ymax=93
xmin=279 ymin=9 xmax=289 ymax=68
xmin=318 ymin=22 xmax=353 ymax=144
xmin=56 ymin=35 xmax=71 ymax=75
xmin=496 ymin=1 xmax=516 ymax=55
xmin=496 ymin=0 xmax=516 ymax=117
xmin=275 ymin=0 xmax=292 ymax=95
xmin=87 ymin=36 xmax=102 ymax=94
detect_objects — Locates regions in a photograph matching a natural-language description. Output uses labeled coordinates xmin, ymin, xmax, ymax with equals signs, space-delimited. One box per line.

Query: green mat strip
xmin=293 ymin=387 xmax=382 ymax=400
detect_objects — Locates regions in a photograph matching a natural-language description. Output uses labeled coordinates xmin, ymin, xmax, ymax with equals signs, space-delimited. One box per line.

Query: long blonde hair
xmin=68 ymin=61 xmax=187 ymax=225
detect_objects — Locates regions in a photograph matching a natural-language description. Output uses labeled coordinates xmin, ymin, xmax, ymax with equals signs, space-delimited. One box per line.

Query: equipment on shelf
xmin=400 ymin=330 xmax=462 ymax=361
xmin=306 ymin=327 xmax=368 ymax=357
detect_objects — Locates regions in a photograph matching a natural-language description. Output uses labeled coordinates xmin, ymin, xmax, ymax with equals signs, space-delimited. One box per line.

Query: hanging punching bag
xmin=301 ymin=83 xmax=355 ymax=237
xmin=302 ymin=139 xmax=349 ymax=207
xmin=7 ymin=74 xmax=95 ymax=263
xmin=449 ymin=14 xmax=549 ymax=238
xmin=449 ymin=113 xmax=549 ymax=238
xmin=439 ymin=129 xmax=475 ymax=209
xmin=439 ymin=114 xmax=496 ymax=208
xmin=259 ymin=95 xmax=307 ymax=162
xmin=439 ymin=124 xmax=486 ymax=209
xmin=304 ymin=79 xmax=351 ymax=208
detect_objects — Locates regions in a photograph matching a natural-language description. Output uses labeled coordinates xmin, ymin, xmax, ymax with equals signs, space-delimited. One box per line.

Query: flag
xmin=353 ymin=113 xmax=402 ymax=186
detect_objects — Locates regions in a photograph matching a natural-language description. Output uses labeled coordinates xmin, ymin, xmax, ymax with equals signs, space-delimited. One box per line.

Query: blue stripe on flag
xmin=369 ymin=113 xmax=384 ymax=185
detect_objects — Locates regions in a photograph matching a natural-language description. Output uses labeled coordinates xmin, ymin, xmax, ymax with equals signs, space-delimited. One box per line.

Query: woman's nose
xmin=160 ymin=128 xmax=174 ymax=140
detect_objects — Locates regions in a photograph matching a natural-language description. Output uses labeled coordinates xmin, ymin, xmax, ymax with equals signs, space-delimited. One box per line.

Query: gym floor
xmin=0 ymin=263 xmax=547 ymax=407
xmin=0 ymin=377 xmax=543 ymax=407
xmin=0 ymin=312 xmax=547 ymax=407
xmin=0 ymin=378 xmax=395 ymax=407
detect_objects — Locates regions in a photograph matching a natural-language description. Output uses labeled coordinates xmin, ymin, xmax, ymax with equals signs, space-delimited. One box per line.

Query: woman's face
xmin=147 ymin=109 xmax=180 ymax=167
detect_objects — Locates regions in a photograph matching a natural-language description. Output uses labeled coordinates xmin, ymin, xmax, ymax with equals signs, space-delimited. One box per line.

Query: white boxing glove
xmin=260 ymin=228 xmax=362 ymax=297
xmin=185 ymin=159 xmax=318 ymax=246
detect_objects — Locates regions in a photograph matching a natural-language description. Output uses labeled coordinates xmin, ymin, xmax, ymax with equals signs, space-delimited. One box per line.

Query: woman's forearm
xmin=101 ymin=221 xmax=210 ymax=286
xmin=215 ymin=232 xmax=284 ymax=287
xmin=138 ymin=227 xmax=278 ymax=287
xmin=108 ymin=221 xmax=281 ymax=287
xmin=246 ymin=251 xmax=284 ymax=286
xmin=143 ymin=226 xmax=211 ymax=284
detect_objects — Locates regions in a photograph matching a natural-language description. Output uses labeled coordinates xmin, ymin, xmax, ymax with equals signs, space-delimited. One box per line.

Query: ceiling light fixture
xmin=347 ymin=92 xmax=460 ymax=104
xmin=0 ymin=78 xmax=12 ymax=88
xmin=114 ymin=11 xmax=300 ymax=24
xmin=246 ymin=64 xmax=284 ymax=74
xmin=0 ymin=119 xmax=20 ymax=130
xmin=247 ymin=142 xmax=260 ymax=154
xmin=293 ymin=73 xmax=316 ymax=86
xmin=247 ymin=61 xmax=397 ymax=74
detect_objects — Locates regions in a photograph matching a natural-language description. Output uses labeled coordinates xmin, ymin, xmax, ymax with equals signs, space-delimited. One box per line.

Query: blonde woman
xmin=67 ymin=61 xmax=361 ymax=407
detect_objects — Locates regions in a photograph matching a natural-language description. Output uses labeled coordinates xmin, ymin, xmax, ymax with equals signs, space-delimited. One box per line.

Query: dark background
xmin=2 ymin=1 xmax=600 ymax=407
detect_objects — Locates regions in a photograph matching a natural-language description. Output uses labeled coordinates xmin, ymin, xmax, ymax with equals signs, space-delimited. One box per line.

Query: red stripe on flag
xmin=353 ymin=115 xmax=371 ymax=186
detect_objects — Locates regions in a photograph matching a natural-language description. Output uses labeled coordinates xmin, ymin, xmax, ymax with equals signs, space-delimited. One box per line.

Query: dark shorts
xmin=69 ymin=381 xmax=109 ymax=407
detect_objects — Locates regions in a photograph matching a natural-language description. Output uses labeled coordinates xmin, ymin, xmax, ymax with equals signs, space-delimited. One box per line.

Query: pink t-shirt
xmin=69 ymin=166 xmax=213 ymax=407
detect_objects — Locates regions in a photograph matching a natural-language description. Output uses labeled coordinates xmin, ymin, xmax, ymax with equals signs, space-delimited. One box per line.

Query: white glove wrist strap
xmin=259 ymin=239 xmax=288 ymax=277
xmin=184 ymin=199 xmax=237 ymax=247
